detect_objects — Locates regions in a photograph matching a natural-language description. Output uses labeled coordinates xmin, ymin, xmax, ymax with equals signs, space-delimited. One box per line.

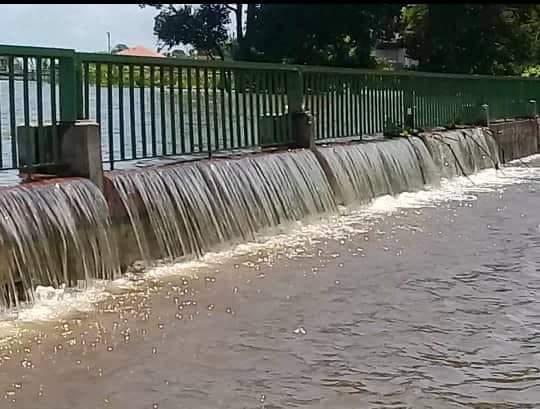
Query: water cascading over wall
xmin=317 ymin=136 xmax=441 ymax=206
xmin=422 ymin=128 xmax=500 ymax=179
xmin=0 ymin=179 xmax=119 ymax=308
xmin=106 ymin=149 xmax=337 ymax=267
xmin=316 ymin=128 xmax=499 ymax=207
xmin=0 ymin=127 xmax=504 ymax=309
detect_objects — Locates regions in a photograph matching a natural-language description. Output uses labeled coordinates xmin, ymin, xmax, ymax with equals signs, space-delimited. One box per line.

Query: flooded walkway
xmin=1 ymin=160 xmax=540 ymax=408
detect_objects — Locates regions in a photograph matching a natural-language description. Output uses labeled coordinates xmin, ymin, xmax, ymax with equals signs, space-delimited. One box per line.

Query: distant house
xmin=372 ymin=38 xmax=418 ymax=69
xmin=116 ymin=45 xmax=165 ymax=58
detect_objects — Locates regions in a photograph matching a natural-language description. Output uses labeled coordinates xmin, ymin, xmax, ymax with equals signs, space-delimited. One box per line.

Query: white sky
xmin=0 ymin=4 xmax=237 ymax=53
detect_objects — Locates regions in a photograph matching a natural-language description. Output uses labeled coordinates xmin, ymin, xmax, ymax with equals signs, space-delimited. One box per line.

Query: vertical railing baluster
xmin=36 ymin=56 xmax=44 ymax=164
xmin=187 ymin=67 xmax=194 ymax=153
xmin=107 ymin=63 xmax=114 ymax=168
xmin=220 ymin=68 xmax=227 ymax=151
xmin=159 ymin=65 xmax=167 ymax=156
xmin=140 ymin=65 xmax=147 ymax=158
xmin=150 ymin=65 xmax=156 ymax=157
xmin=178 ymin=67 xmax=185 ymax=154
xmin=241 ymin=71 xmax=248 ymax=147
xmin=212 ymin=69 xmax=219 ymax=152
xmin=204 ymin=67 xmax=211 ymax=155
xmin=8 ymin=56 xmax=16 ymax=168
xmin=118 ymin=64 xmax=125 ymax=161
xmin=129 ymin=64 xmax=136 ymax=159
xmin=169 ymin=65 xmax=176 ymax=155
xmin=84 ymin=62 xmax=89 ymax=119
xmin=234 ymin=70 xmax=241 ymax=148
xmin=195 ymin=67 xmax=202 ymax=153
xmin=50 ymin=58 xmax=58 ymax=164
xmin=227 ymin=70 xmax=234 ymax=150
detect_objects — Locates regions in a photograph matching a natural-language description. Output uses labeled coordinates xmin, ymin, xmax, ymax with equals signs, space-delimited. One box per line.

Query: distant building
xmin=116 ymin=45 xmax=165 ymax=58
xmin=372 ymin=38 xmax=418 ymax=69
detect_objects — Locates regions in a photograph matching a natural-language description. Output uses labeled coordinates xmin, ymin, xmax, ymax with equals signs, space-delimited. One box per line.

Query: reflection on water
xmin=0 ymin=161 xmax=539 ymax=408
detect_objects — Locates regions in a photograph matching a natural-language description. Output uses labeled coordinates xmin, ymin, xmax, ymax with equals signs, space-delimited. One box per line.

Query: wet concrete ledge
xmin=489 ymin=118 xmax=540 ymax=163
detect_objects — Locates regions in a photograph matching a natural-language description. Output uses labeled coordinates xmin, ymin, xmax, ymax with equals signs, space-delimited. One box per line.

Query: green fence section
xmin=0 ymin=45 xmax=75 ymax=169
xmin=1 ymin=44 xmax=540 ymax=170
xmin=302 ymin=67 xmax=540 ymax=140
xmin=78 ymin=53 xmax=295 ymax=166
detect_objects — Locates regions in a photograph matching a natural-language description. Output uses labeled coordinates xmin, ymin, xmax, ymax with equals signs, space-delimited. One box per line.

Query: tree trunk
xmin=235 ymin=3 xmax=243 ymax=43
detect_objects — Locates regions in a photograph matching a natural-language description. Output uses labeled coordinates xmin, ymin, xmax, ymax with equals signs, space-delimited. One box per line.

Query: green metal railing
xmin=302 ymin=66 xmax=540 ymax=140
xmin=1 ymin=43 xmax=540 ymax=170
xmin=78 ymin=53 xmax=295 ymax=168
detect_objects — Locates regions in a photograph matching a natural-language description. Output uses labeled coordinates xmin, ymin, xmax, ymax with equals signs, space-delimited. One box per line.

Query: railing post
xmin=286 ymin=69 xmax=314 ymax=149
xmin=403 ymin=76 xmax=415 ymax=130
xmin=529 ymin=99 xmax=537 ymax=118
xmin=57 ymin=53 xmax=103 ymax=191
xmin=287 ymin=69 xmax=304 ymax=114
xmin=58 ymin=53 xmax=77 ymax=124
xmin=482 ymin=104 xmax=490 ymax=127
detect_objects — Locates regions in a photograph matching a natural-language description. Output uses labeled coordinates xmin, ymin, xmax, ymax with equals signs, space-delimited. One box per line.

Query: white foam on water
xmin=1 ymin=159 xmax=540 ymax=332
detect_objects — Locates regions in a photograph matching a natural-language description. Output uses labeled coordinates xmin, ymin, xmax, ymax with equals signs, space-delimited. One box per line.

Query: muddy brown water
xmin=0 ymin=161 xmax=540 ymax=408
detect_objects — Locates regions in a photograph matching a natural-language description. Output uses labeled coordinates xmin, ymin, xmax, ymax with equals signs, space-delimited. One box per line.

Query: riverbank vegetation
xmin=140 ymin=4 xmax=540 ymax=77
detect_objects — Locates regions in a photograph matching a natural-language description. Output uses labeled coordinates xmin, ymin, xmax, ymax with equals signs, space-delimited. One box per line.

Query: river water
xmin=0 ymin=158 xmax=540 ymax=408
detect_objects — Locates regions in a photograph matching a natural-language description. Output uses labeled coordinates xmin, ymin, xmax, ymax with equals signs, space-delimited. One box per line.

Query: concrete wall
xmin=489 ymin=119 xmax=540 ymax=163
xmin=3 ymin=119 xmax=540 ymax=295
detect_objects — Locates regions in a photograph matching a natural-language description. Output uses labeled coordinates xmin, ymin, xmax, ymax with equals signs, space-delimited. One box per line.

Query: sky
xmin=0 ymin=4 xmax=218 ymax=53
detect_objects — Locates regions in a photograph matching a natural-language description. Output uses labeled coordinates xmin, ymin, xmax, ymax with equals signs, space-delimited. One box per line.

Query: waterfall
xmin=317 ymin=136 xmax=440 ymax=206
xmin=109 ymin=149 xmax=337 ymax=264
xmin=0 ymin=127 xmax=505 ymax=310
xmin=422 ymin=128 xmax=500 ymax=179
xmin=0 ymin=179 xmax=119 ymax=308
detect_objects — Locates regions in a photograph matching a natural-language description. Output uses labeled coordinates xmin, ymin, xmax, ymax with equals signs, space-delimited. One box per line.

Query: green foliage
xmin=142 ymin=4 xmax=230 ymax=60
xmin=522 ymin=65 xmax=540 ymax=78
xmin=403 ymin=4 xmax=540 ymax=75
xmin=111 ymin=44 xmax=129 ymax=54
xmin=138 ymin=4 xmax=540 ymax=75
xmin=247 ymin=4 xmax=405 ymax=68
xmin=84 ymin=64 xmax=277 ymax=93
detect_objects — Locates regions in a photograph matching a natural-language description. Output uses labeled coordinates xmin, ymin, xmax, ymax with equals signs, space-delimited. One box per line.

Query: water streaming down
xmin=318 ymin=136 xmax=441 ymax=206
xmin=0 ymin=128 xmax=503 ymax=309
xmin=109 ymin=149 xmax=337 ymax=264
xmin=422 ymin=128 xmax=500 ymax=178
xmin=0 ymin=179 xmax=119 ymax=308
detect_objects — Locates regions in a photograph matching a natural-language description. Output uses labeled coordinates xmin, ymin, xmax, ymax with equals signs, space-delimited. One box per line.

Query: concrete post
xmin=60 ymin=120 xmax=104 ymax=191
xmin=286 ymin=69 xmax=315 ymax=149
xmin=291 ymin=111 xmax=315 ymax=149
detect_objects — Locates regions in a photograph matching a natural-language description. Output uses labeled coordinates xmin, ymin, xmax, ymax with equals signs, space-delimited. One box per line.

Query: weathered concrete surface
xmin=489 ymin=119 xmax=539 ymax=163
xmin=60 ymin=121 xmax=104 ymax=191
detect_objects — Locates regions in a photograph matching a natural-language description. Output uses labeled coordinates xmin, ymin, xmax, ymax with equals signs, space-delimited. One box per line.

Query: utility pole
xmin=107 ymin=32 xmax=111 ymax=53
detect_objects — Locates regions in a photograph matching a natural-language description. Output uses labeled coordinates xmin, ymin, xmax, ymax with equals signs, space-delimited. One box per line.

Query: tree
xmin=140 ymin=4 xmax=230 ymax=59
xmin=141 ymin=4 xmax=258 ymax=60
xmin=247 ymin=4 xmax=404 ymax=67
xmin=403 ymin=4 xmax=539 ymax=75
xmin=111 ymin=43 xmax=129 ymax=54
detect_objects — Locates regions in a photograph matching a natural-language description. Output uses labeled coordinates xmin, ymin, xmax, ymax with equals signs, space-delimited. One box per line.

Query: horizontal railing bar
xmin=77 ymin=52 xmax=300 ymax=72
xmin=0 ymin=44 xmax=75 ymax=58
xmin=299 ymin=65 xmax=540 ymax=81
xmin=0 ymin=43 xmax=537 ymax=82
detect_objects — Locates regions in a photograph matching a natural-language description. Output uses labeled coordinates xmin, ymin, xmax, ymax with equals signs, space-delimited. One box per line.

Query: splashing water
xmin=0 ymin=178 xmax=119 ymax=309
xmin=0 ymin=128 xmax=505 ymax=310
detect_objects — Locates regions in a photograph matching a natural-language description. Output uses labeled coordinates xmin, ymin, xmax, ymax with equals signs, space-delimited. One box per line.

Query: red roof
xmin=117 ymin=45 xmax=165 ymax=58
